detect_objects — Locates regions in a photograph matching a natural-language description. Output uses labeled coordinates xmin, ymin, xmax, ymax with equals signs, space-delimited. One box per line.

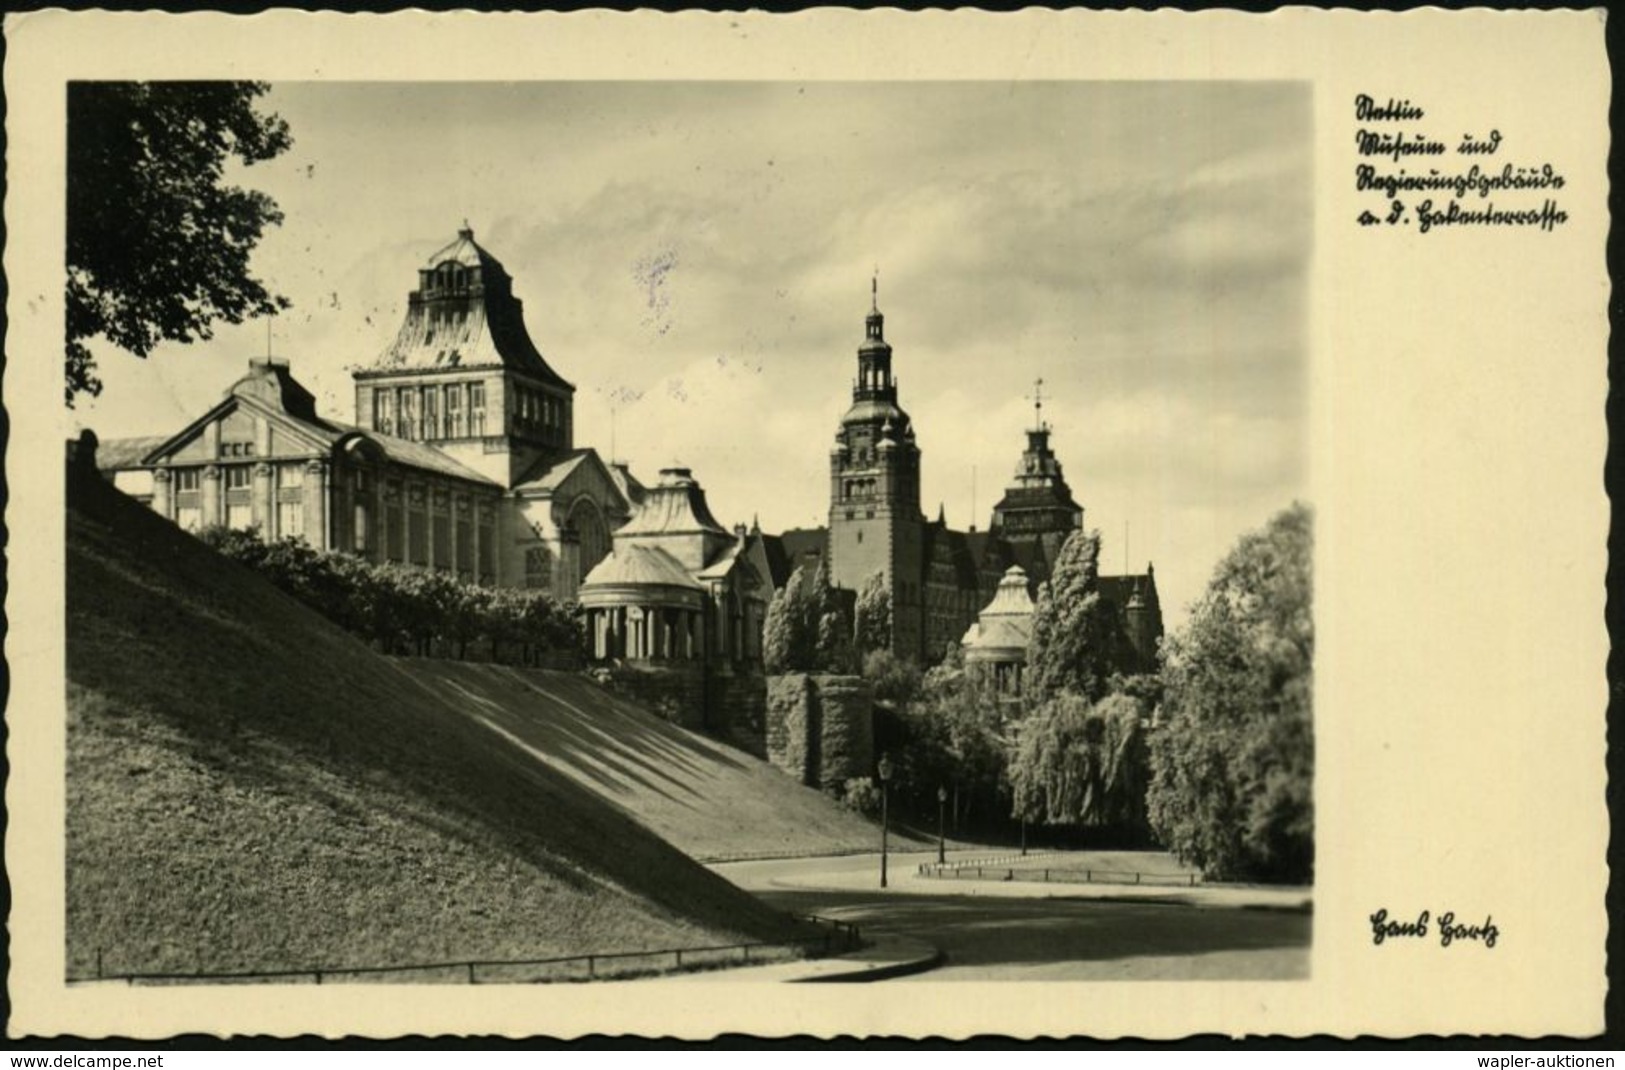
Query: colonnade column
xmin=305 ymin=460 xmax=328 ymax=551
xmin=151 ymin=469 xmax=173 ymax=521
xmin=252 ymin=462 xmax=273 ymax=538
xmin=202 ymin=465 xmax=223 ymax=527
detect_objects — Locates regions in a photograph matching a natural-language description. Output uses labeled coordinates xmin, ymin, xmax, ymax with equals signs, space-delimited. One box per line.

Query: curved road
xmin=715 ymin=853 xmax=1311 ymax=981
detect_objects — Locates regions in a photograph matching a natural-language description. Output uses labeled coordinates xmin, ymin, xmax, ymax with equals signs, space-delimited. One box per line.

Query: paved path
xmin=711 ymin=851 xmax=1311 ymax=981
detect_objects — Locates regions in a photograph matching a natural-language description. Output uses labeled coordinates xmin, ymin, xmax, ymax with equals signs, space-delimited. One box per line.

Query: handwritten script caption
xmin=1353 ymin=95 xmax=1567 ymax=234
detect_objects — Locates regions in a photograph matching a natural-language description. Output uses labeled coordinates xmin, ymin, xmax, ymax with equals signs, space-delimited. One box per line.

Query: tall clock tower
xmin=827 ymin=280 xmax=924 ymax=658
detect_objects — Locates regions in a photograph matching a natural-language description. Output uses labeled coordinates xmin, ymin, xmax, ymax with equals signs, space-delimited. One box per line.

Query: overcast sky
xmin=79 ymin=81 xmax=1309 ymax=626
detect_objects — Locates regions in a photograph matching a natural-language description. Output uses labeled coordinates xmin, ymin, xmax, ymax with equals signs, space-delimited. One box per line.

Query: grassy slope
xmin=65 ymin=467 xmax=804 ymax=979
xmin=391 ymin=661 xmax=895 ymax=862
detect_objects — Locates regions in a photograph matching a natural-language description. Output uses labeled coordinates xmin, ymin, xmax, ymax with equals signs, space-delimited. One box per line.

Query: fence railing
xmin=920 ymin=850 xmax=1060 ymax=873
xmin=916 ymin=862 xmax=1201 ymax=888
xmin=70 ymin=914 xmax=863 ymax=987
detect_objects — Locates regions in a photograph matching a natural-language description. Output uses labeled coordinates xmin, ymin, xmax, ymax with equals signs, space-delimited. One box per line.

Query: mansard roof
xmin=364 ymin=227 xmax=572 ymax=389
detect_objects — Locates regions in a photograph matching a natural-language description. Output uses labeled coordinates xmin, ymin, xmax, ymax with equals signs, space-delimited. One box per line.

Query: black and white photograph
xmin=5 ymin=9 xmax=1608 ymax=1041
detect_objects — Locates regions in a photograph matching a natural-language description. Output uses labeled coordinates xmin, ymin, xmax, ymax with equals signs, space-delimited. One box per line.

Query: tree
xmin=854 ymin=570 xmax=892 ymax=656
xmin=808 ymin=558 xmax=856 ymax=672
xmin=1007 ymin=691 xmax=1149 ymax=831
xmin=1146 ymin=503 xmax=1314 ymax=884
xmin=764 ymin=561 xmax=855 ymax=673
xmin=762 ymin=565 xmax=814 ymax=673
xmin=67 ymin=81 xmax=292 ymax=404
xmin=1026 ymin=529 xmax=1127 ymax=705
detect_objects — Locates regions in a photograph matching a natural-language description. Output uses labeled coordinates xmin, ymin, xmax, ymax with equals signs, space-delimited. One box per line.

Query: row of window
xmin=512 ymin=384 xmax=565 ymax=435
xmin=373 ymin=382 xmax=487 ymax=442
xmin=175 ymin=500 xmax=303 ymax=539
xmin=172 ymin=464 xmax=306 ymax=491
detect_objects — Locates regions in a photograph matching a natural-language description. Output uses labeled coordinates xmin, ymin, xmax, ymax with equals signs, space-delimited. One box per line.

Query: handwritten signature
xmin=1370 ymin=908 xmax=1499 ymax=948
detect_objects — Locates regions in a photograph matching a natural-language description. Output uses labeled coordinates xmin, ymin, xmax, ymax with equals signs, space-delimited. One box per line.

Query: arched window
xmin=568 ymin=497 xmax=611 ymax=585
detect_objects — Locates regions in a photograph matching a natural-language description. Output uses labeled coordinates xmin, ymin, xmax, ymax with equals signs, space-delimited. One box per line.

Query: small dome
xmin=580 ymin=544 xmax=701 ymax=592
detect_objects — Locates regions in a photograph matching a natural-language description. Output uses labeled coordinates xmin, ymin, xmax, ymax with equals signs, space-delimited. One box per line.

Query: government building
xmin=99 ymin=226 xmax=1162 ymax=732
xmin=759 ymin=280 xmax=1163 ymax=680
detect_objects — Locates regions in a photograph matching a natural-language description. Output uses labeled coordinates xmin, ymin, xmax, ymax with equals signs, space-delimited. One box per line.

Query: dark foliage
xmin=67 ymin=81 xmax=292 ymax=404
xmin=198 ymin=527 xmax=580 ymax=665
xmin=1147 ymin=503 xmax=1314 ymax=884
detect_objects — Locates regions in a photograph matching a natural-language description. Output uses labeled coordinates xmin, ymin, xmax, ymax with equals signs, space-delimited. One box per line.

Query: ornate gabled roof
xmin=365 ymin=226 xmax=572 ymax=388
xmin=615 ymin=467 xmax=729 ymax=538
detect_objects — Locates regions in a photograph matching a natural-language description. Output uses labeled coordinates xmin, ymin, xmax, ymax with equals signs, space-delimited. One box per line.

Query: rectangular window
xmin=422 ymin=386 xmax=438 ymax=440
xmin=227 ymin=501 xmax=253 ymax=530
xmin=446 ymin=386 xmax=463 ymax=437
xmin=175 ymin=468 xmax=200 ymax=491
xmin=432 ymin=515 xmax=451 ymax=568
xmin=477 ymin=522 xmax=494 ymax=583
xmin=386 ymin=505 xmax=404 ymax=562
xmin=277 ymin=465 xmax=303 ymax=488
xmin=408 ymin=509 xmax=428 ymax=565
xmin=469 ymin=383 xmax=486 ymax=436
xmin=353 ymin=503 xmax=370 ymax=553
xmin=456 ymin=518 xmax=474 ymax=572
xmin=176 ymin=506 xmax=202 ymax=532
xmin=278 ymin=501 xmax=303 ymax=540
xmin=226 ymin=466 xmax=252 ymax=489
xmin=398 ymin=389 xmax=417 ymax=440
xmin=374 ymin=391 xmax=394 ymax=436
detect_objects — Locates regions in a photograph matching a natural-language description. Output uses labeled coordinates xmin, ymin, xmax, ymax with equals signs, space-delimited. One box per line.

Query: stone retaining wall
xmin=765 ymin=673 xmax=874 ymax=790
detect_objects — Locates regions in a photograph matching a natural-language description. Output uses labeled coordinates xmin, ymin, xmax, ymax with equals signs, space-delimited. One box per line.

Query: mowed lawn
xmin=392 ymin=660 xmax=903 ymax=862
xmin=65 ymin=466 xmax=810 ymax=981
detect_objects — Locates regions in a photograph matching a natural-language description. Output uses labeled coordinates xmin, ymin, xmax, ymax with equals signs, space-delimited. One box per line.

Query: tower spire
xmin=1029 ymin=376 xmax=1047 ymax=432
xmin=871 ymin=268 xmax=879 ymax=313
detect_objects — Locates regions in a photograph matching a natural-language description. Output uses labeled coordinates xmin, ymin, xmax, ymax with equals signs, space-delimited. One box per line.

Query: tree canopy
xmin=1008 ymin=691 xmax=1149 ymax=830
xmin=1146 ymin=502 xmax=1314 ymax=884
xmin=67 ymin=81 xmax=292 ymax=405
xmin=1025 ymin=528 xmax=1126 ymax=705
xmin=763 ymin=561 xmax=856 ymax=675
xmin=853 ymin=569 xmax=893 ymax=656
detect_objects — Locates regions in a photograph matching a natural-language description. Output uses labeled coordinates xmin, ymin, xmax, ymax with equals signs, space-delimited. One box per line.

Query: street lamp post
xmin=937 ymin=785 xmax=948 ymax=865
xmin=877 ymin=754 xmax=893 ymax=889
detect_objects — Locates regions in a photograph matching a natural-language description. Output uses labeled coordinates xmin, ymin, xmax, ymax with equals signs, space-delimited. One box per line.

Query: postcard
xmin=4 ymin=8 xmax=1608 ymax=1040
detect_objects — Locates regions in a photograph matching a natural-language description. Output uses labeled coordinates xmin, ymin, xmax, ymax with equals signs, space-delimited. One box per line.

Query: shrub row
xmin=198 ymin=526 xmax=583 ymax=664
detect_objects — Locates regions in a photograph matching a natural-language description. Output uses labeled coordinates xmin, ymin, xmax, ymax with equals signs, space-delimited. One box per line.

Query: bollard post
xmin=743 ymin=945 xmax=752 ymax=964
xmin=676 ymin=949 xmax=684 ymax=969
xmin=315 ymin=971 xmax=323 ymax=985
xmin=1136 ymin=872 xmax=1142 ymax=884
xmin=467 ymin=962 xmax=476 ymax=984
xmin=588 ymin=955 xmax=596 ymax=979
xmin=1087 ymin=869 xmax=1092 ymax=882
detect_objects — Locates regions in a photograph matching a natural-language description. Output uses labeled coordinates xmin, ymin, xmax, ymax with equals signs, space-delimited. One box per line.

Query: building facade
xmin=104 ymin=227 xmax=634 ymax=601
xmin=98 ymin=228 xmax=1164 ymax=729
xmin=788 ymin=285 xmax=1164 ymax=671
